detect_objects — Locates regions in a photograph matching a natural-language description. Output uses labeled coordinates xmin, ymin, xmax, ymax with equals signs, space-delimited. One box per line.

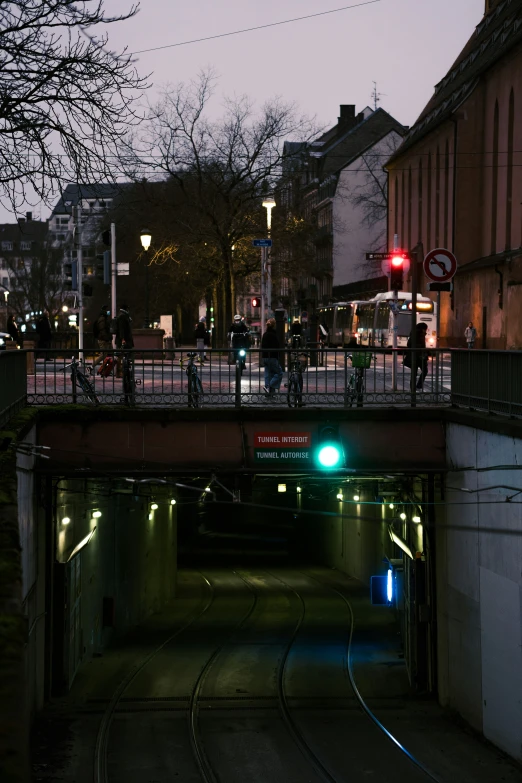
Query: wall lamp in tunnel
xmin=92 ymin=510 xmax=102 ymax=518
xmin=389 ymin=503 xmax=394 ymax=509
xmin=353 ymin=494 xmax=360 ymax=502
xmin=150 ymin=503 xmax=159 ymax=510
xmin=336 ymin=492 xmax=343 ymax=500
xmin=278 ymin=484 xmax=287 ymax=493
xmin=296 ymin=486 xmax=302 ymax=494
xmin=170 ymin=499 xmax=177 ymax=505
xmin=61 ymin=517 xmax=71 ymax=526
xmin=412 ymin=515 xmax=421 ymax=524
xmin=400 ymin=512 xmax=407 ymax=521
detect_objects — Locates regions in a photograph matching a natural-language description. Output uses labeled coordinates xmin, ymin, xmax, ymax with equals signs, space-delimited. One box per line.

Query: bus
xmin=318 ymin=292 xmax=437 ymax=348
xmin=355 ymin=292 xmax=437 ymax=348
xmin=317 ymin=302 xmax=362 ymax=348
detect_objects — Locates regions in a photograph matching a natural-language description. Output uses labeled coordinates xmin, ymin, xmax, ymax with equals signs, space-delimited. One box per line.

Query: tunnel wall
xmin=440 ymin=423 xmax=522 ymax=762
xmin=299 ymin=490 xmax=394 ymax=585
xmin=51 ymin=481 xmax=177 ymax=692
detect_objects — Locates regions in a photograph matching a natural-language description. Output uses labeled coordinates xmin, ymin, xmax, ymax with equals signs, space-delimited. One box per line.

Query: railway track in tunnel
xmin=92 ymin=567 xmax=438 ymax=783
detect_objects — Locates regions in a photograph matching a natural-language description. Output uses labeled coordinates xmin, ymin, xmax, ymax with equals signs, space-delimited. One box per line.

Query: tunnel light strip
xmin=388 ymin=527 xmax=414 ymax=560
xmin=67 ymin=527 xmax=96 ymax=562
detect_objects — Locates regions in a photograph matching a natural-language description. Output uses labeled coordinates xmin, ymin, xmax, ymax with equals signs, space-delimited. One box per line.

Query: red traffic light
xmin=251 ymin=297 xmax=260 ymax=308
xmin=391 ymin=252 xmax=407 ymax=267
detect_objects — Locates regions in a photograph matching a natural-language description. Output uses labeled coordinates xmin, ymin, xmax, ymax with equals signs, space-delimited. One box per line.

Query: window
xmin=20 ymin=241 xmax=31 ymax=251
xmin=1 ymin=241 xmax=13 ymax=251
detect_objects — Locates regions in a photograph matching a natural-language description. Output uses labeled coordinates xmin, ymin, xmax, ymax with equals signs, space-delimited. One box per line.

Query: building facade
xmin=0 ymin=214 xmax=50 ymax=327
xmin=277 ymin=105 xmax=407 ymax=317
xmin=386 ymin=0 xmax=522 ymax=348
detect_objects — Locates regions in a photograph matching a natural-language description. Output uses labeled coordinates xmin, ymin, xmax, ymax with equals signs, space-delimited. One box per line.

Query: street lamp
xmin=140 ymin=229 xmax=152 ymax=328
xmin=261 ymin=196 xmax=276 ymax=334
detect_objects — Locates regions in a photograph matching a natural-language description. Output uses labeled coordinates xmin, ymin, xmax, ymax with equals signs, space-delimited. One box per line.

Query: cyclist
xmin=289 ymin=318 xmax=303 ymax=349
xmin=228 ymin=314 xmax=250 ymax=370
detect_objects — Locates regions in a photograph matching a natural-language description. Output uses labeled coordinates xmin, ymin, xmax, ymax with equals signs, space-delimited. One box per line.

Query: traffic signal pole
xmin=391 ymin=234 xmax=399 ymax=391
xmin=111 ymin=222 xmax=117 ymax=320
xmin=260 ymin=246 xmax=266 ymax=335
xmin=77 ymin=205 xmax=84 ymax=353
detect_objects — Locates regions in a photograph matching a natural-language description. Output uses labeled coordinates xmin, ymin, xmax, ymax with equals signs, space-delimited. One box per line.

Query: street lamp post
xmin=261 ymin=196 xmax=276 ymax=334
xmin=140 ymin=229 xmax=152 ymax=328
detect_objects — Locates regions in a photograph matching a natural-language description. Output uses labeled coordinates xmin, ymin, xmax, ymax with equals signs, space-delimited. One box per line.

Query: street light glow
xmin=140 ymin=228 xmax=152 ymax=251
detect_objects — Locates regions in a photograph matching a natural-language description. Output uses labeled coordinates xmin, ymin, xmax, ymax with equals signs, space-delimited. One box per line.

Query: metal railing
xmin=0 ymin=349 xmax=27 ymax=427
xmin=451 ymin=350 xmax=522 ymax=417
xmin=23 ymin=347 xmax=455 ymax=409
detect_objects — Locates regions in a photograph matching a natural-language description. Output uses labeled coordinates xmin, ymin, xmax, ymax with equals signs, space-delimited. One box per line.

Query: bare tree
xmin=0 ymin=1 xmax=147 ymax=213
xmin=126 ymin=70 xmax=317 ymax=342
xmin=5 ymin=245 xmax=68 ymax=319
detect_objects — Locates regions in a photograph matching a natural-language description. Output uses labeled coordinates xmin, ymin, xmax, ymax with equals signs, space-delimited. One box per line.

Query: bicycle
xmin=61 ymin=356 xmax=99 ymax=405
xmin=231 ymin=334 xmax=250 ymax=376
xmin=345 ymin=351 xmax=372 ymax=407
xmin=121 ymin=350 xmax=138 ymax=405
xmin=286 ymin=351 xmax=307 ymax=408
xmin=181 ymin=352 xmax=204 ymax=408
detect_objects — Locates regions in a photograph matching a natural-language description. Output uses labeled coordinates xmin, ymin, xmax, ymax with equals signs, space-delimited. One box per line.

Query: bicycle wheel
xmin=355 ymin=369 xmax=365 ymax=406
xmin=345 ymin=374 xmax=356 ymax=407
xmin=77 ymin=372 xmax=99 ymax=405
xmin=189 ymin=373 xmax=203 ymax=408
xmin=123 ymin=362 xmax=135 ymax=405
xmin=287 ymin=374 xmax=301 ymax=408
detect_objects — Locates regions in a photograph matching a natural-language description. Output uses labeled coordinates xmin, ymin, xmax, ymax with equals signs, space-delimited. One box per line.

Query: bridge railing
xmin=451 ymin=349 xmax=522 ymax=417
xmin=23 ymin=347 xmax=455 ymax=409
xmin=0 ymin=349 xmax=27 ymax=427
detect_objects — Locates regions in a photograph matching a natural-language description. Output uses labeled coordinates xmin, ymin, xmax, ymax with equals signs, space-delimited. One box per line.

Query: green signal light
xmin=317 ymin=444 xmax=342 ymax=468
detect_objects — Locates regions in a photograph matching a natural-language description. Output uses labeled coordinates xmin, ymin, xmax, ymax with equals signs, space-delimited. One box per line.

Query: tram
xmin=318 ymin=292 xmax=437 ymax=348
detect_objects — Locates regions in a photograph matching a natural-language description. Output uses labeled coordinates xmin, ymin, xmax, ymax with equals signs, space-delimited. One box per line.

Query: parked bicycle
xmin=181 ymin=352 xmax=204 ymax=407
xmin=286 ymin=351 xmax=307 ymax=408
xmin=61 ymin=356 xmax=99 ymax=405
xmin=345 ymin=351 xmax=372 ymax=407
xmin=121 ymin=350 xmax=138 ymax=405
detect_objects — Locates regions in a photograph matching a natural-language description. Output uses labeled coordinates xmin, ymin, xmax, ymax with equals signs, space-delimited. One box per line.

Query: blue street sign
xmin=252 ymin=239 xmax=272 ymax=247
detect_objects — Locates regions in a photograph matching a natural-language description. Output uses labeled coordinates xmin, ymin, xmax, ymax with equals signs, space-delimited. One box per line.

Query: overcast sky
xmin=4 ymin=0 xmax=485 ymax=221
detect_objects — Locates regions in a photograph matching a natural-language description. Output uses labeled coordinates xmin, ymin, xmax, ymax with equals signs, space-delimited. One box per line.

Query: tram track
xmin=94 ymin=567 xmax=440 ymax=783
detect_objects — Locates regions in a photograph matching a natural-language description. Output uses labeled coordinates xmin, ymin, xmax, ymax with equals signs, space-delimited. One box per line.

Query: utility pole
xmin=260 ymin=247 xmax=266 ymax=335
xmin=77 ymin=204 xmax=84 ymax=353
xmin=111 ymin=222 xmax=117 ymax=320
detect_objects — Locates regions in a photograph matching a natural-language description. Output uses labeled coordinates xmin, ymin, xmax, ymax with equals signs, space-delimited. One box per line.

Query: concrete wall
xmin=300 ymin=486 xmax=394 ymax=584
xmin=53 ymin=480 xmax=177 ymax=688
xmin=440 ymin=423 xmax=522 ymax=761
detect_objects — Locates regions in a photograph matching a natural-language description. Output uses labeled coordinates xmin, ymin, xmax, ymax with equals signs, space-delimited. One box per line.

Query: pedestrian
xmin=92 ymin=304 xmax=113 ymax=368
xmin=35 ymin=309 xmax=53 ymax=360
xmin=464 ymin=321 xmax=477 ymax=349
xmin=261 ymin=317 xmax=283 ymax=397
xmin=115 ymin=303 xmax=133 ymax=378
xmin=194 ymin=318 xmax=207 ymax=360
xmin=404 ymin=322 xmax=429 ymax=391
xmin=6 ymin=314 xmax=21 ymax=347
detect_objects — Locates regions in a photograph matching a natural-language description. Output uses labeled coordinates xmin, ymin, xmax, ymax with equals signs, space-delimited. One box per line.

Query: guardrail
xmin=0 ymin=349 xmax=27 ymax=427
xmin=24 ymin=347 xmax=453 ymax=409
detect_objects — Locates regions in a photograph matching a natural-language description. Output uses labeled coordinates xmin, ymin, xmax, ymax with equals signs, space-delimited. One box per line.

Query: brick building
xmin=386 ymin=0 xmax=522 ymax=348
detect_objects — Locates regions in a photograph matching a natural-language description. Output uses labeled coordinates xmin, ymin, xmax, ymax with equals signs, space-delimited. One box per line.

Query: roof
xmin=0 ymin=219 xmax=48 ymax=241
xmin=388 ymin=0 xmax=522 ymax=163
xmin=310 ymin=108 xmax=407 ymax=179
xmin=51 ymin=183 xmax=131 ymax=216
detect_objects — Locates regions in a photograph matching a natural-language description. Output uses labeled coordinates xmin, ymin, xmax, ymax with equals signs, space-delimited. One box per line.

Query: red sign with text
xmin=254 ymin=432 xmax=311 ymax=447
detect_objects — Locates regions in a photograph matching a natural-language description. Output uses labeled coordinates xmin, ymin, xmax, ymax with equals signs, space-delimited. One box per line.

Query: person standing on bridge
xmin=465 ymin=322 xmax=477 ymax=349
xmin=261 ymin=317 xmax=283 ymax=397
xmin=194 ymin=318 xmax=207 ymax=361
xmin=404 ymin=322 xmax=429 ymax=392
xmin=115 ymin=304 xmax=133 ymax=378
xmin=92 ymin=304 xmax=112 ymax=368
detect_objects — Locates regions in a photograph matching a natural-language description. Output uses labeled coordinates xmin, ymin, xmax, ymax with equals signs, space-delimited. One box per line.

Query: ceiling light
xmin=92 ymin=510 xmax=102 ymax=518
xmin=62 ymin=516 xmax=71 ymax=525
xmin=150 ymin=503 xmax=158 ymax=510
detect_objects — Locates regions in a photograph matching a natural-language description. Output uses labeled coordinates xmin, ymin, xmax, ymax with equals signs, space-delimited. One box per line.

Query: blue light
xmin=387 ymin=568 xmax=393 ymax=603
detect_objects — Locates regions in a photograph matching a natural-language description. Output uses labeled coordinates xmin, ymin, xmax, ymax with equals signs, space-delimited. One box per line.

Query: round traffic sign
xmin=423 ymin=248 xmax=457 ymax=282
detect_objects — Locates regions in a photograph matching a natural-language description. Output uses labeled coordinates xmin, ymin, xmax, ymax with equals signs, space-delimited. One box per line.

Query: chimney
xmin=26 ymin=211 xmax=32 ymax=221
xmin=338 ymin=105 xmax=356 ymax=126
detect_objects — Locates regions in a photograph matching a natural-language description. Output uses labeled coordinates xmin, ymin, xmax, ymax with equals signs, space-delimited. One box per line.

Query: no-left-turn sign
xmin=423 ymin=248 xmax=457 ymax=282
